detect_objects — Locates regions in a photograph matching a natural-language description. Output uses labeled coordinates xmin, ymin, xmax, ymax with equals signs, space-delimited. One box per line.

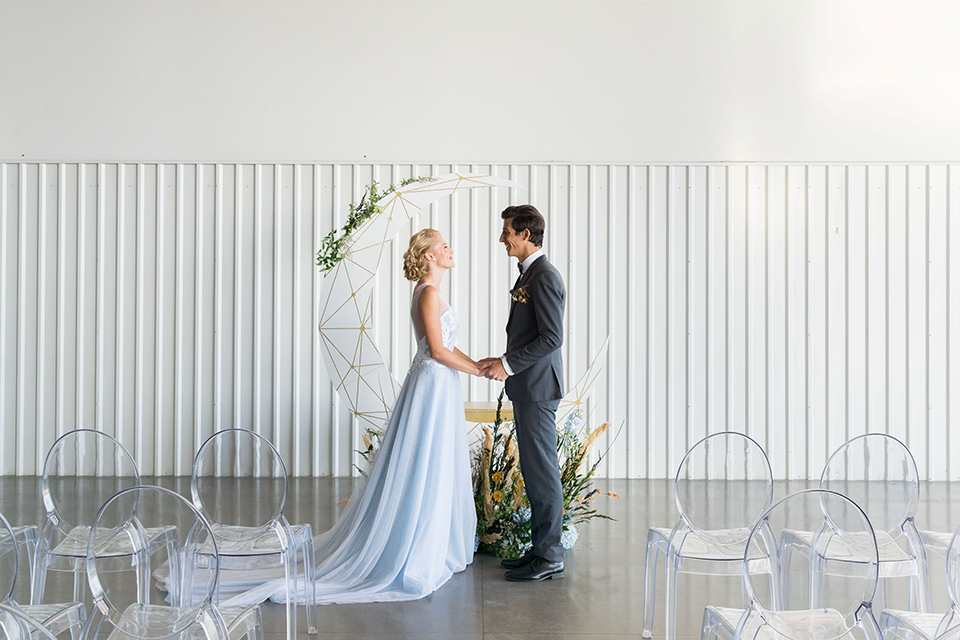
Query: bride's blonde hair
xmin=403 ymin=228 xmax=440 ymax=281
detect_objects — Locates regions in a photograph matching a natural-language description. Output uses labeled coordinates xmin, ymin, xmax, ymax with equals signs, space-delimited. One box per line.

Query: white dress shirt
xmin=501 ymin=249 xmax=544 ymax=376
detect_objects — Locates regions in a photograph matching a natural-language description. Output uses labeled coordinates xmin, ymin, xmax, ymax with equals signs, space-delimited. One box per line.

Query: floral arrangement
xmin=472 ymin=391 xmax=617 ymax=559
xmin=316 ymin=176 xmax=434 ymax=272
xmin=510 ymin=285 xmax=529 ymax=304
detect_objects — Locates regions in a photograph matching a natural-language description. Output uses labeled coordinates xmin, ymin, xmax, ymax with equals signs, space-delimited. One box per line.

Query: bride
xmin=227 ymin=228 xmax=482 ymax=606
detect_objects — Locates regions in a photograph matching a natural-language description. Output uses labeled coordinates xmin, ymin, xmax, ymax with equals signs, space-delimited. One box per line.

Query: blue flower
xmin=561 ymin=524 xmax=579 ymax=549
xmin=511 ymin=508 xmax=532 ymax=525
xmin=564 ymin=407 xmax=584 ymax=431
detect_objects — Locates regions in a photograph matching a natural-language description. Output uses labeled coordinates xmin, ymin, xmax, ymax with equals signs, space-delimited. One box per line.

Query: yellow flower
xmin=492 ymin=472 xmax=502 ymax=483
xmin=493 ymin=491 xmax=503 ymax=503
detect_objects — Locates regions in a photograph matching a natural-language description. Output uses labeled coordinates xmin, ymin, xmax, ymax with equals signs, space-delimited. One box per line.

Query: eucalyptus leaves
xmin=316 ymin=177 xmax=433 ymax=272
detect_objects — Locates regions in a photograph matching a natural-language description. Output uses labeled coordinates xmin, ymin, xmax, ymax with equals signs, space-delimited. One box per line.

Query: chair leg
xmin=19 ymin=528 xmax=38 ymax=599
xmin=913 ymin=564 xmax=930 ymax=613
xmin=809 ymin=552 xmax=824 ymax=610
xmin=779 ymin=540 xmax=794 ymax=609
xmin=30 ymin=543 xmax=47 ymax=604
xmin=858 ymin=607 xmax=884 ymax=640
xmin=641 ymin=534 xmax=662 ymax=639
xmin=665 ymin=548 xmax=680 ymax=640
xmin=700 ymin=607 xmax=717 ymax=640
xmin=877 ymin=610 xmax=899 ymax=640
xmin=31 ymin=563 xmax=47 ymax=605
xmin=72 ymin=559 xmax=86 ymax=605
xmin=283 ymin=550 xmax=298 ymax=640
xmin=163 ymin=534 xmax=181 ymax=607
xmin=137 ymin=547 xmax=153 ymax=606
xmin=301 ymin=538 xmax=317 ymax=635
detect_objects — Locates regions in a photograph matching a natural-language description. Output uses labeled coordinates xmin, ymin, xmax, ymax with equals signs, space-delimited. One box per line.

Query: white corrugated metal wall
xmin=2 ymin=162 xmax=958 ymax=480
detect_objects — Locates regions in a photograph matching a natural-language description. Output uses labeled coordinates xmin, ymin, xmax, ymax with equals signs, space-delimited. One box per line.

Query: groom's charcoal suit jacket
xmin=504 ymin=255 xmax=565 ymax=402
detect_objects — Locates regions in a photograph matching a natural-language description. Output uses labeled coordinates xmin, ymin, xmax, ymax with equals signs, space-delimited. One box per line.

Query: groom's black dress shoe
xmin=504 ymin=557 xmax=564 ymax=581
xmin=500 ymin=552 xmax=535 ymax=569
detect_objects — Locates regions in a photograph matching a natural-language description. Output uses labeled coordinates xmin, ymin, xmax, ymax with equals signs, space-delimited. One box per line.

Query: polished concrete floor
xmin=2 ymin=477 xmax=960 ymax=640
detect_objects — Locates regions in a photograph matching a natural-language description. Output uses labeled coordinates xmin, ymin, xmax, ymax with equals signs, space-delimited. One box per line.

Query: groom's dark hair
xmin=501 ymin=204 xmax=545 ymax=247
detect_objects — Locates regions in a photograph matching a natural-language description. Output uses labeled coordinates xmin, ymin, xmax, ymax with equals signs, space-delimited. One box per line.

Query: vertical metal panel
xmin=929 ymin=165 xmax=949 ymax=480
xmin=4 ymin=161 xmax=960 ymax=480
xmin=907 ymin=165 xmax=929 ymax=477
xmin=846 ymin=166 xmax=868 ymax=454
xmin=805 ymin=166 xmax=828 ymax=473
xmin=950 ymin=166 xmax=960 ymax=481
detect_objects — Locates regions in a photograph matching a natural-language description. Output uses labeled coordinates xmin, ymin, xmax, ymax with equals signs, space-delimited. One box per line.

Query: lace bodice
xmin=411 ymin=282 xmax=458 ymax=370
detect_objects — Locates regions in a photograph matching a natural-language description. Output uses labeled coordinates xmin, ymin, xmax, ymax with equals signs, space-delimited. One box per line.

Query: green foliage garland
xmin=316 ymin=177 xmax=433 ymax=273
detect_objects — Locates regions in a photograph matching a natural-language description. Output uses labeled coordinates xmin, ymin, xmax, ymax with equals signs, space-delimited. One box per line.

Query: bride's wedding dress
xmin=223 ymin=282 xmax=476 ymax=606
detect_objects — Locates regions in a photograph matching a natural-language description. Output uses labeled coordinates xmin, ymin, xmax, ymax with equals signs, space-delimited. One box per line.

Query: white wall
xmin=4 ymin=2 xmax=960 ymax=479
xmin=4 ymin=161 xmax=960 ymax=481
xmin=3 ymin=0 xmax=960 ymax=163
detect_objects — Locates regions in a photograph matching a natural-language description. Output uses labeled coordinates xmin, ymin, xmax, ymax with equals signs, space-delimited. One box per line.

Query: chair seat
xmin=785 ymin=528 xmax=918 ymax=577
xmin=206 ymin=524 xmax=313 ymax=559
xmin=105 ymin=603 xmax=259 ymax=640
xmin=921 ymin=530 xmax=953 ymax=558
xmin=881 ymin=610 xmax=944 ymax=637
xmin=15 ymin=602 xmax=85 ymax=637
xmin=705 ymin=605 xmax=850 ymax=638
xmin=11 ymin=525 xmax=38 ymax=542
xmin=49 ymin=525 xmax=176 ymax=558
xmin=651 ymin=527 xmax=763 ymax=562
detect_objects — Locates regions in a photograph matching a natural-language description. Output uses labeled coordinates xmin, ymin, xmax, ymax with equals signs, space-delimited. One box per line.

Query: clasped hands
xmin=477 ymin=357 xmax=508 ymax=382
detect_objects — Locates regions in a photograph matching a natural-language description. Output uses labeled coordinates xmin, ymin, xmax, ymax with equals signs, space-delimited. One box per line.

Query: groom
xmin=480 ymin=204 xmax=566 ymax=582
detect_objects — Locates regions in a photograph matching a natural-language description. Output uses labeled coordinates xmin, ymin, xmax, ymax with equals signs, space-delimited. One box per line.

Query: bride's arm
xmin=419 ymin=287 xmax=482 ymax=375
xmin=453 ymin=347 xmax=478 ymax=367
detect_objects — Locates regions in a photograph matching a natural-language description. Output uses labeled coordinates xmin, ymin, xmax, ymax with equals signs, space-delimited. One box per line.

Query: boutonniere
xmin=510 ymin=285 xmax=529 ymax=304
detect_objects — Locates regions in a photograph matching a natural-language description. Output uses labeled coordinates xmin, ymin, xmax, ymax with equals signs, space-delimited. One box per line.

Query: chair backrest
xmin=0 ymin=603 xmax=61 ymax=640
xmin=820 ymin=433 xmax=919 ymax=538
xmin=673 ymin=431 xmax=774 ymax=545
xmin=42 ymin=429 xmax=140 ymax=536
xmin=947 ymin=525 xmax=960 ymax=615
xmin=0 ymin=513 xmax=17 ymax=603
xmin=87 ymin=485 xmax=223 ymax=640
xmin=743 ymin=489 xmax=879 ymax=640
xmin=191 ymin=429 xmax=289 ymax=540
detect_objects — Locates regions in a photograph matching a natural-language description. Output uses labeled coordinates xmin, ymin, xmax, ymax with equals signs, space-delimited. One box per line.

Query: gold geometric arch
xmin=555 ymin=337 xmax=610 ymax=429
xmin=319 ymin=173 xmax=524 ymax=432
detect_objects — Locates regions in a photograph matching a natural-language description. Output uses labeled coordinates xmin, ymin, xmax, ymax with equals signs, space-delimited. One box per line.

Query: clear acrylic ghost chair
xmin=32 ymin=430 xmax=177 ymax=607
xmin=6 ymin=525 xmax=38 ymax=598
xmin=780 ymin=433 xmax=929 ymax=614
xmin=642 ymin=431 xmax=775 ymax=640
xmin=0 ymin=602 xmax=66 ymax=640
xmin=702 ymin=489 xmax=883 ymax=640
xmin=922 ymin=531 xmax=954 ymax=562
xmin=80 ymin=485 xmax=261 ymax=640
xmin=190 ymin=429 xmax=317 ymax=640
xmin=880 ymin=523 xmax=960 ymax=640
xmin=1 ymin=511 xmax=84 ymax=639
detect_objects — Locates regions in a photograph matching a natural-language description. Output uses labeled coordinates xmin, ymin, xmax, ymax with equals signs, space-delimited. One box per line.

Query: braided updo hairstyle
xmin=402 ymin=228 xmax=440 ymax=281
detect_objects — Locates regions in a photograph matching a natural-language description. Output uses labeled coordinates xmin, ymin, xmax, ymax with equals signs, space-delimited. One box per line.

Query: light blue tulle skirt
xmin=219 ymin=355 xmax=476 ymax=606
